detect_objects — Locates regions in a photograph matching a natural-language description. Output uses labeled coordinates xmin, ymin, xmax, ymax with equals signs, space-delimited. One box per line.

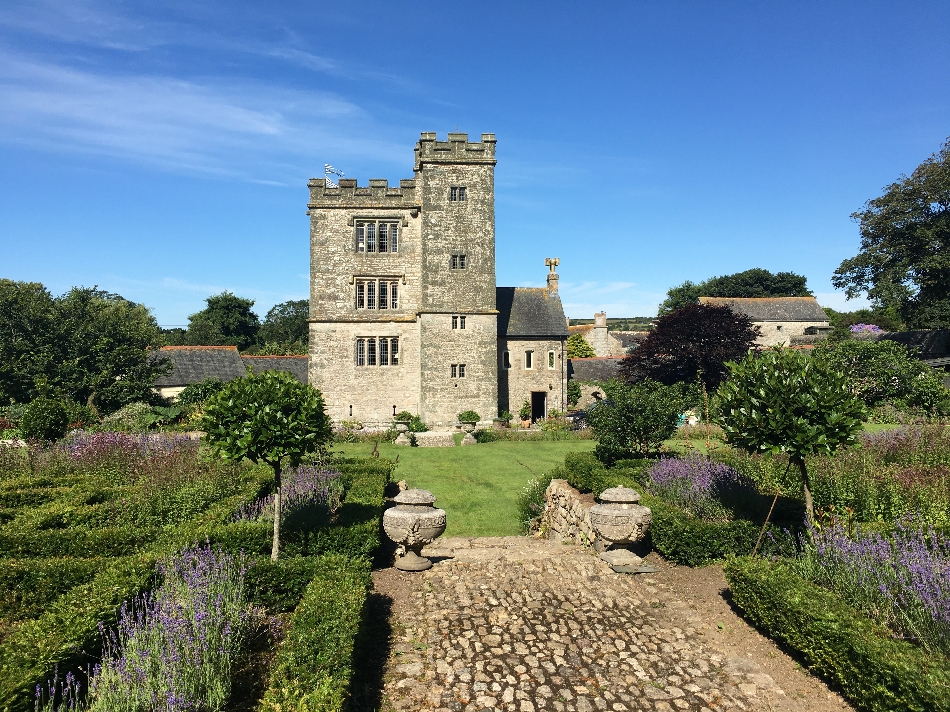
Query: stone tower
xmin=307 ymin=132 xmax=499 ymax=426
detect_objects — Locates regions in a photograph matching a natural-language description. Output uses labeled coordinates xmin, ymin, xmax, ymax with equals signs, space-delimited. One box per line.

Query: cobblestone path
xmin=379 ymin=537 xmax=841 ymax=712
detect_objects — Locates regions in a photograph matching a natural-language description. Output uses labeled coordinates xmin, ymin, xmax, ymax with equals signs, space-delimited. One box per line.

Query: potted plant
xmin=519 ymin=400 xmax=532 ymax=429
xmin=393 ymin=410 xmax=414 ymax=433
xmin=457 ymin=410 xmax=481 ymax=432
xmin=494 ymin=410 xmax=513 ymax=429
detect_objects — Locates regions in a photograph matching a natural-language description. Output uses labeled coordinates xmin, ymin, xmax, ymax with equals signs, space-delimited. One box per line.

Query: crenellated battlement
xmin=307 ymin=177 xmax=419 ymax=209
xmin=414 ymin=132 xmax=497 ymax=171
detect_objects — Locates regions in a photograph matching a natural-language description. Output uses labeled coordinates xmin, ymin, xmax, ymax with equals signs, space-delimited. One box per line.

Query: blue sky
xmin=1 ymin=1 xmax=948 ymax=325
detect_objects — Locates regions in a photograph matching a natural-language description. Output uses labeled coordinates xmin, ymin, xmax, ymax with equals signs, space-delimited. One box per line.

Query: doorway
xmin=531 ymin=391 xmax=547 ymax=422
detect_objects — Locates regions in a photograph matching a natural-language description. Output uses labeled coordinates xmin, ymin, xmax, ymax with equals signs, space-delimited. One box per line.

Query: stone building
xmin=698 ymin=296 xmax=830 ymax=347
xmin=152 ymin=347 xmax=308 ymax=400
xmin=307 ymin=132 xmax=567 ymax=427
xmin=568 ymin=312 xmax=644 ymax=357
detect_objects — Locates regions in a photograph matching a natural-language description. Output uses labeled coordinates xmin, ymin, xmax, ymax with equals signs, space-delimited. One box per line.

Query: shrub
xmin=260 ymin=554 xmax=371 ymax=712
xmin=724 ymin=556 xmax=950 ymax=712
xmin=246 ymin=557 xmax=330 ymax=613
xmin=457 ymin=410 xmax=480 ymax=423
xmin=517 ymin=477 xmax=548 ymax=534
xmin=562 ymin=452 xmax=644 ymax=494
xmin=100 ymin=401 xmax=154 ymax=433
xmin=586 ymin=379 xmax=684 ymax=462
xmin=408 ymin=415 xmax=428 ymax=433
xmin=0 ymin=557 xmax=110 ymax=623
xmin=176 ymin=378 xmax=226 ymax=407
xmin=19 ymin=398 xmax=69 ymax=442
xmin=567 ymin=333 xmax=597 ymax=359
xmin=645 ymin=454 xmax=740 ymax=521
xmin=518 ymin=400 xmax=531 ymax=422
xmin=567 ymin=380 xmax=581 ymax=407
xmin=394 ymin=410 xmax=414 ymax=422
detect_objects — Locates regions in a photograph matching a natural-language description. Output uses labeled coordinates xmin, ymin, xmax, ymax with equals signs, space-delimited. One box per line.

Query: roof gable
xmin=497 ymin=287 xmax=568 ymax=337
xmin=698 ymin=296 xmax=829 ymax=322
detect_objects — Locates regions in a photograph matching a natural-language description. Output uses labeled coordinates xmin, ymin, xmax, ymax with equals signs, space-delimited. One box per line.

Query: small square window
xmin=450 ymin=254 xmax=467 ymax=269
xmin=450 ymin=186 xmax=467 ymax=201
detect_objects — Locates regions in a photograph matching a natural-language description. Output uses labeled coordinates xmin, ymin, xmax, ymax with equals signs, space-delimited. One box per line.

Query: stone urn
xmin=382 ymin=488 xmax=447 ymax=571
xmin=589 ymin=487 xmax=653 ymax=573
xmin=394 ymin=420 xmax=410 ymax=433
xmin=459 ymin=421 xmax=477 ymax=433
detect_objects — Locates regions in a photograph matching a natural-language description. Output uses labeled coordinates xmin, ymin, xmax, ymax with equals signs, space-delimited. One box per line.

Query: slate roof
xmin=242 ymin=356 xmax=309 ymax=384
xmin=567 ymin=357 xmax=623 ymax=382
xmin=152 ymin=346 xmax=247 ymax=387
xmin=496 ymin=287 xmax=569 ymax=337
xmin=865 ymin=329 xmax=950 ymax=359
xmin=612 ymin=332 xmax=647 ymax=350
xmin=698 ymin=296 xmax=829 ymax=322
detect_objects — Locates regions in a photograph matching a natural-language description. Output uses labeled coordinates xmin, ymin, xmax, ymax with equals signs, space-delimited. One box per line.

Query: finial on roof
xmin=545 ymin=257 xmax=560 ymax=274
xmin=545 ymin=258 xmax=560 ymax=294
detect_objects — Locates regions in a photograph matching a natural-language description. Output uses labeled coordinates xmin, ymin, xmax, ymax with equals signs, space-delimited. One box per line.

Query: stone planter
xmin=460 ymin=422 xmax=476 ymax=433
xmin=589 ymin=486 xmax=653 ymax=573
xmin=382 ymin=488 xmax=447 ymax=571
xmin=394 ymin=420 xmax=410 ymax=433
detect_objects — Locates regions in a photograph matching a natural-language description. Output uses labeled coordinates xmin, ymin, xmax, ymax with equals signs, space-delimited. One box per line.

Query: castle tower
xmin=306 ymin=132 xmax=498 ymax=426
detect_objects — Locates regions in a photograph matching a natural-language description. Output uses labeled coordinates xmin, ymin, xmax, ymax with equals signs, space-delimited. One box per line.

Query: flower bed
xmin=0 ymin=436 xmax=391 ymax=712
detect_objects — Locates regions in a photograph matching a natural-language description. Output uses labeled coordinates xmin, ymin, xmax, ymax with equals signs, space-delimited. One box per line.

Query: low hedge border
xmin=0 ymin=556 xmax=115 ymax=623
xmin=724 ymin=556 xmax=950 ymax=712
xmin=259 ymin=554 xmax=371 ymax=712
xmin=0 ymin=457 xmax=391 ymax=711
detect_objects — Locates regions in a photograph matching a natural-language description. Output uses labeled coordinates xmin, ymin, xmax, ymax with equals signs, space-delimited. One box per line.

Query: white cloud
xmin=0 ymin=52 xmax=408 ymax=182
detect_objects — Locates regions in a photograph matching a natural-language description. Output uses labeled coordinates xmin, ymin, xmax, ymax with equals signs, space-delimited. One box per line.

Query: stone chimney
xmin=594 ymin=312 xmax=607 ymax=327
xmin=545 ymin=257 xmax=560 ymax=294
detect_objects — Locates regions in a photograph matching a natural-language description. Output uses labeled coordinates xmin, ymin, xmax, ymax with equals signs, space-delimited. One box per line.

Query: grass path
xmin=336 ymin=440 xmax=595 ymax=536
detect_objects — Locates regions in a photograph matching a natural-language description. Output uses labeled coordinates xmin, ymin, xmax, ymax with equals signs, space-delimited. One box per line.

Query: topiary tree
xmin=716 ymin=348 xmax=866 ymax=521
xmin=201 ymin=370 xmax=332 ymax=559
xmin=20 ymin=397 xmax=70 ymax=442
xmin=586 ymin=379 xmax=684 ymax=463
xmin=567 ymin=333 xmax=597 ymax=359
xmin=621 ymin=303 xmax=760 ymax=391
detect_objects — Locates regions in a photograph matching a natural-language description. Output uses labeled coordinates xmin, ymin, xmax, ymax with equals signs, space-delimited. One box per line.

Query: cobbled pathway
xmin=381 ymin=537 xmax=795 ymax=712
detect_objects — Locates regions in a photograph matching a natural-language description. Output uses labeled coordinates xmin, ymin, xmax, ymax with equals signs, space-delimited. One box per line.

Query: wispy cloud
xmin=0 ymin=52 xmax=408 ymax=182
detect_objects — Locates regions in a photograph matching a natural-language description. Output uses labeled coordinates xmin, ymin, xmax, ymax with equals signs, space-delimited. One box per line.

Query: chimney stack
xmin=545 ymin=257 xmax=560 ymax=294
xmin=594 ymin=312 xmax=607 ymax=327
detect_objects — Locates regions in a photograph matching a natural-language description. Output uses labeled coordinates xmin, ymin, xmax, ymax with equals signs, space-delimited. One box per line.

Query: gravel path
xmin=374 ymin=537 xmax=852 ymax=712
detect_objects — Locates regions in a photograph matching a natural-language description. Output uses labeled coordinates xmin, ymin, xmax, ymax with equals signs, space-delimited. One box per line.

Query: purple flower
xmin=646 ymin=453 xmax=740 ymax=520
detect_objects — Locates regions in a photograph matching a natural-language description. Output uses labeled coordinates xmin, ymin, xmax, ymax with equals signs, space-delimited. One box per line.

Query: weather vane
xmin=324 ymin=164 xmax=345 ymax=188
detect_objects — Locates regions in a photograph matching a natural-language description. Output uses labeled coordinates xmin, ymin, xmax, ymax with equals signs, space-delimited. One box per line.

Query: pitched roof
xmin=496 ymin=287 xmax=569 ymax=337
xmin=567 ymin=357 xmax=623 ymax=382
xmin=242 ymin=356 xmax=308 ymax=384
xmin=568 ymin=324 xmax=593 ymax=336
xmin=698 ymin=296 xmax=829 ymax=322
xmin=868 ymin=329 xmax=950 ymax=359
xmin=152 ymin=346 xmax=246 ymax=387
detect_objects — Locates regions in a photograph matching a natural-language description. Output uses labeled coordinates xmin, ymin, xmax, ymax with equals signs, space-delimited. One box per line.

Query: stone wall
xmin=498 ymin=337 xmax=566 ymax=417
xmin=543 ymin=479 xmax=597 ymax=546
xmin=755 ymin=320 xmax=830 ymax=347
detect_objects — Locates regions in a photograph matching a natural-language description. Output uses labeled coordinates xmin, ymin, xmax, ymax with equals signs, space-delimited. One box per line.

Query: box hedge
xmin=259 ymin=554 xmax=372 ymax=712
xmin=724 ymin=556 xmax=950 ymax=712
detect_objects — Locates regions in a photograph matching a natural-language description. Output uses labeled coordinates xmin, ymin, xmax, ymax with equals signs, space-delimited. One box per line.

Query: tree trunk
xmin=271 ymin=463 xmax=282 ymax=561
xmin=795 ymin=457 xmax=814 ymax=523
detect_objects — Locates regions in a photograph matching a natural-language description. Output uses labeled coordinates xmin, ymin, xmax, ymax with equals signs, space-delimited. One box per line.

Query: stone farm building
xmin=307 ymin=132 xmax=568 ymax=427
xmin=698 ymin=296 xmax=830 ymax=347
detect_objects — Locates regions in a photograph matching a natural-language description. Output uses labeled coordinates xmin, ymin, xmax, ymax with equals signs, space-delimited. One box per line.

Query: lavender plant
xmin=234 ymin=464 xmax=342 ymax=525
xmin=797 ymin=518 xmax=950 ymax=655
xmin=646 ymin=454 xmax=741 ymax=521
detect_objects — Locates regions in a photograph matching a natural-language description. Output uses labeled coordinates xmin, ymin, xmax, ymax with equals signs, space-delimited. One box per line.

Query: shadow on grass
xmin=346 ymin=590 xmax=394 ymax=712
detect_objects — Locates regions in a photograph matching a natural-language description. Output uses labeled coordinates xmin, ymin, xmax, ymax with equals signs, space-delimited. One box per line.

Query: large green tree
xmin=185 ymin=291 xmax=260 ymax=350
xmin=256 ymin=299 xmax=309 ymax=354
xmin=0 ymin=281 xmax=169 ymax=412
xmin=620 ymin=303 xmax=759 ymax=390
xmin=833 ymin=138 xmax=950 ymax=328
xmin=659 ymin=268 xmax=811 ymax=315
xmin=201 ymin=371 xmax=332 ymax=559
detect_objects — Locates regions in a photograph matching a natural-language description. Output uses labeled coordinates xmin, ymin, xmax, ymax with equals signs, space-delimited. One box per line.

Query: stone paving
xmin=381 ymin=537 xmax=794 ymax=712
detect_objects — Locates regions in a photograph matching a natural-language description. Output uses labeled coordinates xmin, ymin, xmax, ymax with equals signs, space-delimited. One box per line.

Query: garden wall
xmin=543 ymin=479 xmax=597 ymax=545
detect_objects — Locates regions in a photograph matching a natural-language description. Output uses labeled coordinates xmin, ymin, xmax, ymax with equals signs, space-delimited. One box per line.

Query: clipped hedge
xmin=0 ymin=557 xmax=112 ymax=622
xmin=724 ymin=556 xmax=950 ymax=712
xmin=642 ymin=493 xmax=793 ymax=566
xmin=0 ymin=526 xmax=160 ymax=559
xmin=260 ymin=554 xmax=371 ymax=712
xmin=0 ymin=554 xmax=157 ymax=712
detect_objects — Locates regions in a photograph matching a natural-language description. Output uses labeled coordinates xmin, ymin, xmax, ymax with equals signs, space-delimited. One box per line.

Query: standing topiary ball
xmin=20 ymin=397 xmax=70 ymax=442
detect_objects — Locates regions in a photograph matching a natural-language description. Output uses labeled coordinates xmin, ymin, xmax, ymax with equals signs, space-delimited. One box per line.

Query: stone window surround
xmin=451 ymin=363 xmax=467 ymax=378
xmin=451 ymin=315 xmax=467 ymax=329
xmin=355 ymin=336 xmax=400 ymax=367
xmin=547 ymin=350 xmax=556 ymax=369
xmin=354 ymin=219 xmax=400 ymax=254
xmin=449 ymin=186 xmax=467 ymax=201
xmin=355 ymin=278 xmax=400 ymax=310
xmin=524 ymin=350 xmax=533 ymax=369
xmin=450 ymin=254 xmax=468 ymax=269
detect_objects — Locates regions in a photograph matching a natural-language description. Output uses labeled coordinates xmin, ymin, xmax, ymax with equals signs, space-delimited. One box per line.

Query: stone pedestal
xmin=589 ymin=486 xmax=652 ymax=574
xmin=413 ymin=432 xmax=456 ymax=447
xmin=394 ymin=432 xmax=411 ymax=446
xmin=382 ymin=488 xmax=447 ymax=572
xmin=460 ymin=432 xmax=477 ymax=446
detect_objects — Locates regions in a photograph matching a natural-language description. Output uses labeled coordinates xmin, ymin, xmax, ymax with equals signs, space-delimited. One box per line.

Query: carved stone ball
xmin=383 ymin=488 xmax=447 ymax=550
xmin=589 ymin=486 xmax=652 ymax=549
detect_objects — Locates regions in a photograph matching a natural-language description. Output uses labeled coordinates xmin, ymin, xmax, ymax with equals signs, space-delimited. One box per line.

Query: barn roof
xmin=698 ymin=296 xmax=829 ymax=322
xmin=152 ymin=346 xmax=246 ymax=387
xmin=567 ymin=357 xmax=623 ymax=382
xmin=241 ymin=355 xmax=308 ymax=384
xmin=496 ymin=287 xmax=569 ymax=337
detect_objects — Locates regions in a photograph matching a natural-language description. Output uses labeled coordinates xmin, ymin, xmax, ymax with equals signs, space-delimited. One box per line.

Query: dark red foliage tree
xmin=620 ymin=303 xmax=760 ymax=390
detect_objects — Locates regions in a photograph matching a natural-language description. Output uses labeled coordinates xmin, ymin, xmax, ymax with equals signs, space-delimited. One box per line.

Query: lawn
xmin=336 ymin=439 xmax=595 ymax=536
